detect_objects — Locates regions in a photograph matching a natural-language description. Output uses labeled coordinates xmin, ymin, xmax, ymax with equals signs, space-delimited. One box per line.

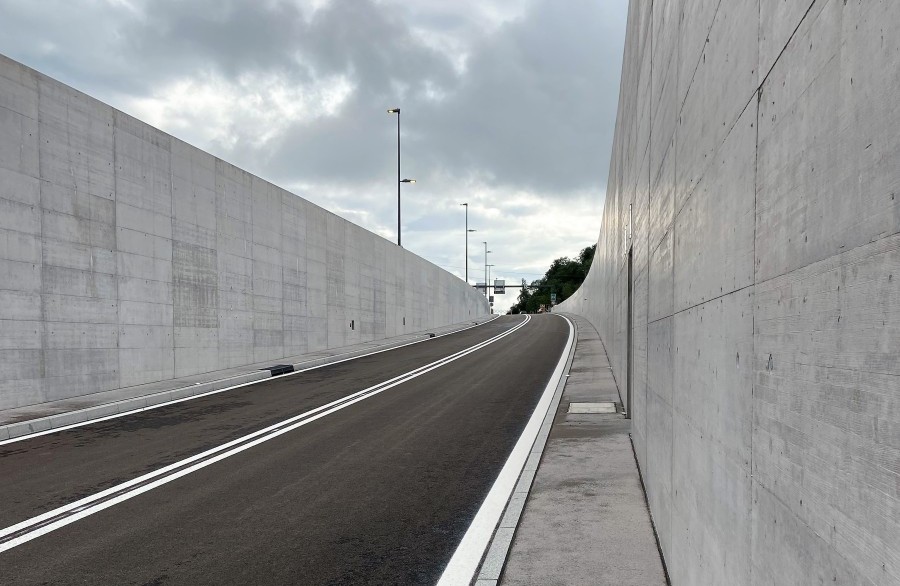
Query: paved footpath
xmin=495 ymin=313 xmax=668 ymax=586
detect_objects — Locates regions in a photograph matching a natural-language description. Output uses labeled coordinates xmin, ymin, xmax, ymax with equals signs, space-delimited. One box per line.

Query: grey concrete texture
xmin=0 ymin=53 xmax=489 ymax=412
xmin=557 ymin=1 xmax=900 ymax=585
xmin=500 ymin=314 xmax=667 ymax=586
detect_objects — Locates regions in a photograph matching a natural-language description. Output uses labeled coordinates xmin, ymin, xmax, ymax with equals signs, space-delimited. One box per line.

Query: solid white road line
xmin=0 ymin=315 xmax=529 ymax=554
xmin=436 ymin=314 xmax=575 ymax=586
xmin=0 ymin=315 xmax=500 ymax=447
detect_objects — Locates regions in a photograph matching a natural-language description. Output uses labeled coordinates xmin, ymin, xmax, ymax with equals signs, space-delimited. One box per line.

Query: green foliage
xmin=509 ymin=244 xmax=595 ymax=314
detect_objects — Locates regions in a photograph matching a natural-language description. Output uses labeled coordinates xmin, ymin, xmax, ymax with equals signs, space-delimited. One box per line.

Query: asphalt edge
xmin=0 ymin=315 xmax=500 ymax=443
xmin=471 ymin=313 xmax=579 ymax=585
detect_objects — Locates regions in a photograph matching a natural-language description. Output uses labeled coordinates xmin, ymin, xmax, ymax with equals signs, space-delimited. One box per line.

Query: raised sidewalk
xmin=490 ymin=313 xmax=668 ymax=585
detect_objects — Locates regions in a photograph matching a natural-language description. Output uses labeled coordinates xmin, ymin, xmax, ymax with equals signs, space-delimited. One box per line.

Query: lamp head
xmin=387 ymin=108 xmax=400 ymax=114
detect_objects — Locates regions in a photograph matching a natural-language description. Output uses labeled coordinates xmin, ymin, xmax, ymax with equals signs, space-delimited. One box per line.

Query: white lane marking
xmin=0 ymin=315 xmax=500 ymax=446
xmin=0 ymin=316 xmax=530 ymax=554
xmin=436 ymin=315 xmax=575 ymax=586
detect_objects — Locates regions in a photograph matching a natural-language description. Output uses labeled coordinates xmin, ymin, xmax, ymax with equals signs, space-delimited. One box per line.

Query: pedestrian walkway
xmin=498 ymin=313 xmax=668 ymax=585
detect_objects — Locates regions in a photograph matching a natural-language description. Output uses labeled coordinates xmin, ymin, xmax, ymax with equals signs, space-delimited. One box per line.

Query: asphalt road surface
xmin=0 ymin=314 xmax=569 ymax=585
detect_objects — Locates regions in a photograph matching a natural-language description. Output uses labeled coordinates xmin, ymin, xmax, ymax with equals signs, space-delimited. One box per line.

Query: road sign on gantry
xmin=494 ymin=279 xmax=505 ymax=294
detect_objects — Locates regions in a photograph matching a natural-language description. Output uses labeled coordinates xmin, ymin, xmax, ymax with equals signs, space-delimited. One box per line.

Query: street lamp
xmin=460 ymin=203 xmax=476 ymax=283
xmin=387 ymin=107 xmax=409 ymax=247
xmin=487 ymin=264 xmax=495 ymax=296
xmin=483 ymin=242 xmax=492 ymax=297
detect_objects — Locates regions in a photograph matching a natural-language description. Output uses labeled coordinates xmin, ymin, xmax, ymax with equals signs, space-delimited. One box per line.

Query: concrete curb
xmin=0 ymin=316 xmax=498 ymax=442
xmin=473 ymin=314 xmax=579 ymax=585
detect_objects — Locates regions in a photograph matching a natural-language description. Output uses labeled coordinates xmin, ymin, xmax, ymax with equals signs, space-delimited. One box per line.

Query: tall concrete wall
xmin=558 ymin=1 xmax=900 ymax=584
xmin=0 ymin=54 xmax=489 ymax=411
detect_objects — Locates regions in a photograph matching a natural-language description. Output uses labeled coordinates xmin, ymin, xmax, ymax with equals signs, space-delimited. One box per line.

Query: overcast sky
xmin=0 ymin=0 xmax=627 ymax=313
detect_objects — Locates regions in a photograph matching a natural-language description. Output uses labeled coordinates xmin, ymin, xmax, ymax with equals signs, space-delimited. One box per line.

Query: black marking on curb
xmin=261 ymin=364 xmax=294 ymax=376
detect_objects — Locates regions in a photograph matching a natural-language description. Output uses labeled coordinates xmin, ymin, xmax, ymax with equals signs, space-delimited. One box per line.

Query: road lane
xmin=0 ymin=314 xmax=569 ymax=585
xmin=0 ymin=316 xmax=520 ymax=530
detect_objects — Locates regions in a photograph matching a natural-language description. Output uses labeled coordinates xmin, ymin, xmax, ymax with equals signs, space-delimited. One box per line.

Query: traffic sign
xmin=494 ymin=279 xmax=505 ymax=294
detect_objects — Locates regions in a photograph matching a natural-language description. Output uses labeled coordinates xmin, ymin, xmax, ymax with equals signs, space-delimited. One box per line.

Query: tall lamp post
xmin=460 ymin=203 xmax=476 ymax=283
xmin=486 ymin=263 xmax=495 ymax=313
xmin=387 ymin=108 xmax=414 ymax=247
xmin=483 ymin=242 xmax=492 ymax=297
xmin=400 ymin=180 xmax=416 ymax=242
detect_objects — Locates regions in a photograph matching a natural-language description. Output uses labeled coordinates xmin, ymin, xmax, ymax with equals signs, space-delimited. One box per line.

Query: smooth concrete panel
xmin=649 ymin=75 xmax=677 ymax=252
xmin=750 ymin=483 xmax=873 ymax=586
xmin=753 ymin=233 xmax=900 ymax=586
xmin=674 ymin=105 xmax=756 ymax=312
xmin=631 ymin=264 xmax=649 ymax=467
xmin=676 ymin=0 xmax=758 ymax=213
xmin=670 ymin=411 xmax=752 ymax=586
xmin=674 ymin=288 xmax=754 ymax=473
xmin=649 ymin=228 xmax=673 ymax=323
xmin=756 ymin=0 xmax=900 ymax=283
xmin=758 ymin=0 xmax=818 ymax=81
xmin=676 ymin=0 xmax=720 ymax=109
xmin=0 ymin=290 xmax=41 ymax=321
xmin=646 ymin=315 xmax=675 ymax=565
xmin=37 ymin=76 xmax=113 ymax=200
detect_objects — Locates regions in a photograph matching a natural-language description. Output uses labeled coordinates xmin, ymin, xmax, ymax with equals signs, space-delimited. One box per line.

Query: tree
xmin=508 ymin=244 xmax=596 ymax=314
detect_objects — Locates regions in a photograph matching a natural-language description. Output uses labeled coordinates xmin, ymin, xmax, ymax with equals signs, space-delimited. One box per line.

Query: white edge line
xmin=0 ymin=315 xmax=529 ymax=552
xmin=0 ymin=315 xmax=500 ymax=446
xmin=473 ymin=315 xmax=577 ymax=581
xmin=435 ymin=315 xmax=575 ymax=586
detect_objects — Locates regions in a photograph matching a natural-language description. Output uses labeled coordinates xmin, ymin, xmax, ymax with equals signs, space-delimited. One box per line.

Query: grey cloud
xmin=416 ymin=0 xmax=626 ymax=194
xmin=126 ymin=0 xmax=308 ymax=81
xmin=265 ymin=0 xmax=626 ymax=195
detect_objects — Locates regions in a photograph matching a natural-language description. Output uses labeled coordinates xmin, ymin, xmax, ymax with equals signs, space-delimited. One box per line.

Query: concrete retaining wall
xmin=558 ymin=1 xmax=900 ymax=584
xmin=0 ymin=54 xmax=489 ymax=411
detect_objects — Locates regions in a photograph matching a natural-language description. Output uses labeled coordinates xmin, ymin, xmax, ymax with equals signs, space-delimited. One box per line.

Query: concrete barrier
xmin=559 ymin=1 xmax=900 ymax=584
xmin=0 ymin=53 xmax=489 ymax=412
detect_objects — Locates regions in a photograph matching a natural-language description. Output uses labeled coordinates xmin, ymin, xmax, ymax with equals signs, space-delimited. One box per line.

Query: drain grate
xmin=567 ymin=402 xmax=617 ymax=414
